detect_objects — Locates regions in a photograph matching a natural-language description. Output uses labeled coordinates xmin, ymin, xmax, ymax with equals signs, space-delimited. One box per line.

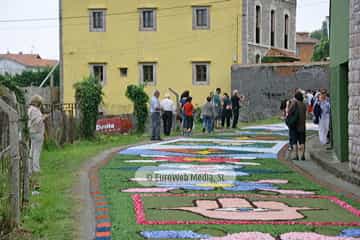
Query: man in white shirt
xmin=150 ymin=90 xmax=161 ymax=140
xmin=161 ymin=93 xmax=176 ymax=136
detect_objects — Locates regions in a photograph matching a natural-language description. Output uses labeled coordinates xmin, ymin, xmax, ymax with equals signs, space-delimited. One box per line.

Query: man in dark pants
xmin=150 ymin=90 xmax=161 ymax=141
xmin=160 ymin=93 xmax=176 ymax=136
xmin=288 ymin=91 xmax=307 ymax=160
xmin=231 ymin=90 xmax=240 ymax=128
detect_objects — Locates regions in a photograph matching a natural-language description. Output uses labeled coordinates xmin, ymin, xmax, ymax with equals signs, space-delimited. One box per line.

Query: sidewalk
xmin=286 ymin=134 xmax=360 ymax=199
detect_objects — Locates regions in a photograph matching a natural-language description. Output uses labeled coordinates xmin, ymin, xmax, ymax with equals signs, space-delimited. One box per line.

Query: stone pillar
xmin=349 ymin=0 xmax=360 ymax=174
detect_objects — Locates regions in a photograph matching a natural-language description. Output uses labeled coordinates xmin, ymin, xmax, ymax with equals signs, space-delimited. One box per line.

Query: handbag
xmin=285 ymin=102 xmax=299 ymax=127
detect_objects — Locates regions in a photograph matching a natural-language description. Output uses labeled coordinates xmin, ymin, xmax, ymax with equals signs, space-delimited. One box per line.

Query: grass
xmin=10 ymin=134 xmax=145 ymax=240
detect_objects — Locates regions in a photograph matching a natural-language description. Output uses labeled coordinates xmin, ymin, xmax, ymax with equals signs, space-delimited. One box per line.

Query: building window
xmin=192 ymin=62 xmax=210 ymax=85
xmin=89 ymin=9 xmax=106 ymax=32
xmin=296 ymin=47 xmax=300 ymax=56
xmin=255 ymin=54 xmax=261 ymax=64
xmin=120 ymin=68 xmax=128 ymax=77
xmin=255 ymin=5 xmax=261 ymax=44
xmin=139 ymin=9 xmax=157 ymax=31
xmin=284 ymin=14 xmax=289 ymax=49
xmin=193 ymin=7 xmax=210 ymax=29
xmin=90 ymin=64 xmax=106 ymax=84
xmin=139 ymin=63 xmax=156 ymax=85
xmin=270 ymin=10 xmax=275 ymax=47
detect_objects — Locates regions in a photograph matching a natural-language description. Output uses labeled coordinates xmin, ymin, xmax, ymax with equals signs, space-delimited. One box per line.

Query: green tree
xmin=74 ymin=76 xmax=103 ymax=139
xmin=312 ymin=39 xmax=330 ymax=61
xmin=310 ymin=30 xmax=322 ymax=41
xmin=125 ymin=85 xmax=149 ymax=133
xmin=311 ymin=19 xmax=330 ymax=61
xmin=0 ymin=66 xmax=60 ymax=87
xmin=321 ymin=20 xmax=329 ymax=40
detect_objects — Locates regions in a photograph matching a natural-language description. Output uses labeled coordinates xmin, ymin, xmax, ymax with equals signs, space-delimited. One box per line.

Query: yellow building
xmin=60 ymin=0 xmax=244 ymax=114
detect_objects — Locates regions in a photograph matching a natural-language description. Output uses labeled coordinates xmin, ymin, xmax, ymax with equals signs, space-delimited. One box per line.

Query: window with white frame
xmin=193 ymin=7 xmax=210 ymax=29
xmin=90 ymin=64 xmax=106 ymax=84
xmin=139 ymin=9 xmax=157 ymax=31
xmin=89 ymin=9 xmax=106 ymax=32
xmin=139 ymin=63 xmax=156 ymax=84
xmin=192 ymin=62 xmax=210 ymax=85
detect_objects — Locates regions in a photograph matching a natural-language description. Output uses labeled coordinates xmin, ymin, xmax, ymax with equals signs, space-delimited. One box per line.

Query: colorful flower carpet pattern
xmin=95 ymin=123 xmax=360 ymax=239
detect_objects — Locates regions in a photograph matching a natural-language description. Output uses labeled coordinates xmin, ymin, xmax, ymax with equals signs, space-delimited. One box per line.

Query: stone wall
xmin=247 ymin=0 xmax=297 ymax=64
xmin=349 ymin=0 xmax=360 ymax=174
xmin=231 ymin=62 xmax=330 ymax=121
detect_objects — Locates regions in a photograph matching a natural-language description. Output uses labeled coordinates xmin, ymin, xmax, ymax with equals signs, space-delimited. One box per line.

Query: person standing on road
xmin=160 ymin=93 xmax=176 ymax=136
xmin=150 ymin=90 xmax=162 ymax=141
xmin=221 ymin=93 xmax=232 ymax=128
xmin=212 ymin=88 xmax=222 ymax=128
xmin=231 ymin=90 xmax=241 ymax=129
xmin=183 ymin=97 xmax=194 ymax=136
xmin=318 ymin=90 xmax=331 ymax=145
xmin=179 ymin=90 xmax=190 ymax=128
xmin=202 ymin=96 xmax=216 ymax=133
xmin=291 ymin=91 xmax=307 ymax=160
xmin=28 ymin=95 xmax=48 ymax=174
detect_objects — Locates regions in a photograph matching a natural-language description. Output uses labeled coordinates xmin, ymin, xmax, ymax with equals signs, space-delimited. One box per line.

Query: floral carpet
xmin=95 ymin=123 xmax=360 ymax=240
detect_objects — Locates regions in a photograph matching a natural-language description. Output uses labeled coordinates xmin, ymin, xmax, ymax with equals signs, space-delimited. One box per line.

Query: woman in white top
xmin=27 ymin=95 xmax=47 ymax=174
xmin=318 ymin=91 xmax=331 ymax=145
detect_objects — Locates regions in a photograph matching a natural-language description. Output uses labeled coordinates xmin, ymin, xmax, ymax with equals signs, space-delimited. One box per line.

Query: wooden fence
xmin=0 ymin=98 xmax=23 ymax=235
xmin=42 ymin=103 xmax=78 ymax=146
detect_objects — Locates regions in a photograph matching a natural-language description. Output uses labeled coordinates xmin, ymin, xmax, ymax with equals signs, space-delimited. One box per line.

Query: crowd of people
xmin=149 ymin=88 xmax=245 ymax=140
xmin=282 ymin=88 xmax=331 ymax=161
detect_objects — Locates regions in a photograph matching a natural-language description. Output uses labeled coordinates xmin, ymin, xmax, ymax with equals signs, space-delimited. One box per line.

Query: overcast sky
xmin=0 ymin=0 xmax=330 ymax=60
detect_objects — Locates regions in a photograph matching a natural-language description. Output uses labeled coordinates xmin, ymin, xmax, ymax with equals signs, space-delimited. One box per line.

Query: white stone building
xmin=243 ymin=0 xmax=297 ymax=64
xmin=0 ymin=53 xmax=57 ymax=75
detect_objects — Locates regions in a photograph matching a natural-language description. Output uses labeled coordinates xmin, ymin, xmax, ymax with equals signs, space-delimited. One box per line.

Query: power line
xmin=0 ymin=0 xmax=229 ymax=23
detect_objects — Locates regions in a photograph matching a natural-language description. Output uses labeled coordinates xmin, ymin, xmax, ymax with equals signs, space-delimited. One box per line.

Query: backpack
xmin=285 ymin=102 xmax=299 ymax=128
xmin=310 ymin=97 xmax=316 ymax=107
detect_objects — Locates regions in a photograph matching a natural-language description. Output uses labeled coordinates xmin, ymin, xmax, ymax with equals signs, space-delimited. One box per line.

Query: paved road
xmin=90 ymin=124 xmax=360 ymax=240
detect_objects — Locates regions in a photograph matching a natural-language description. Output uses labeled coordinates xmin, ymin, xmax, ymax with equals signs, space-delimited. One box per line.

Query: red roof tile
xmin=265 ymin=48 xmax=300 ymax=60
xmin=0 ymin=53 xmax=58 ymax=68
xmin=296 ymin=32 xmax=319 ymax=44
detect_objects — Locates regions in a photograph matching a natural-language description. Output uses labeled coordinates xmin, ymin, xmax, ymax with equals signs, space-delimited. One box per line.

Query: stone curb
xmin=278 ymin=142 xmax=360 ymax=201
xmin=307 ymin=136 xmax=360 ymax=186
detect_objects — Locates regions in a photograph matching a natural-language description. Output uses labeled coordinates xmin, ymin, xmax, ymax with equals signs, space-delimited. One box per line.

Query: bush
xmin=74 ymin=76 xmax=103 ymax=139
xmin=125 ymin=85 xmax=149 ymax=133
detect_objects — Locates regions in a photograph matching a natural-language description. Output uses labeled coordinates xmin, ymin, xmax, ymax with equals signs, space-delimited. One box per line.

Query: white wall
xmin=0 ymin=59 xmax=27 ymax=75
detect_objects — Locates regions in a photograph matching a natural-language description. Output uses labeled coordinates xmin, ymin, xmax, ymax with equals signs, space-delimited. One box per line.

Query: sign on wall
xmin=96 ymin=116 xmax=133 ymax=134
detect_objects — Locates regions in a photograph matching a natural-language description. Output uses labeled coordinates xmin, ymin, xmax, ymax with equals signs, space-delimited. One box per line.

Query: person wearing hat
xmin=27 ymin=95 xmax=48 ymax=174
xmin=160 ymin=93 xmax=176 ymax=136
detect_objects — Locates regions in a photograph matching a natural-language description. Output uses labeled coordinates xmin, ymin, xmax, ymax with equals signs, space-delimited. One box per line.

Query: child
xmin=202 ymin=96 xmax=216 ymax=133
xmin=182 ymin=97 xmax=194 ymax=136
